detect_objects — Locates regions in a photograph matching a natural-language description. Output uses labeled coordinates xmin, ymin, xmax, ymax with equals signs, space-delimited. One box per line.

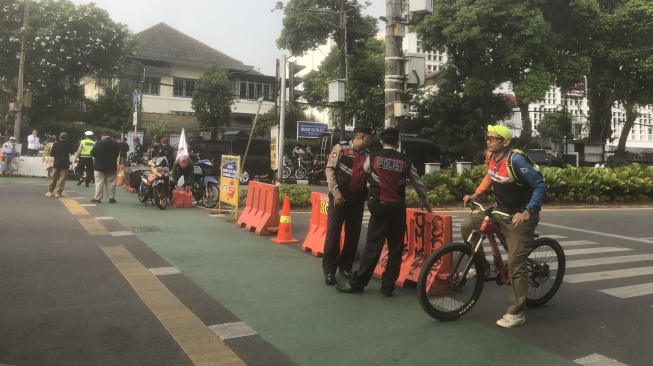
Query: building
xmin=84 ymin=23 xmax=276 ymax=137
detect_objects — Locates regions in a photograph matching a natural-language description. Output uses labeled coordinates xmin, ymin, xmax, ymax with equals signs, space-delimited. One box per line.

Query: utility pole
xmin=277 ymin=55 xmax=287 ymax=183
xmin=384 ymin=0 xmax=403 ymax=128
xmin=339 ymin=0 xmax=347 ymax=141
xmin=14 ymin=1 xmax=29 ymax=141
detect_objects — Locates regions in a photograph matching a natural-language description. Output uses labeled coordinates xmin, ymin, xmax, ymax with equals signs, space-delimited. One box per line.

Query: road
xmin=1 ymin=177 xmax=652 ymax=366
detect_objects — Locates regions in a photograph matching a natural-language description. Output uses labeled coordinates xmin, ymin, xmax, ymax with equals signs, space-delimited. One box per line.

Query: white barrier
xmin=15 ymin=156 xmax=49 ymax=178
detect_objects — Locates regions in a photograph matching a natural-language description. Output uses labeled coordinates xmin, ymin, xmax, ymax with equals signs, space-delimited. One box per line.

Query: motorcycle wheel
xmin=282 ymin=166 xmax=292 ymax=179
xmin=137 ymin=182 xmax=148 ymax=204
xmin=154 ymin=185 xmax=167 ymax=210
xmin=295 ymin=167 xmax=307 ymax=180
xmin=202 ymin=182 xmax=220 ymax=207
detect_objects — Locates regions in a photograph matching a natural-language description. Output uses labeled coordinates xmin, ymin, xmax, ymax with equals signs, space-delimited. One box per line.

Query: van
xmin=188 ymin=138 xmax=272 ymax=184
xmin=317 ymin=129 xmax=442 ymax=176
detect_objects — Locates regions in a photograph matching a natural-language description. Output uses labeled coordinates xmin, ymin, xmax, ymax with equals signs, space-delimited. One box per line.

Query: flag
xmin=177 ymin=128 xmax=189 ymax=158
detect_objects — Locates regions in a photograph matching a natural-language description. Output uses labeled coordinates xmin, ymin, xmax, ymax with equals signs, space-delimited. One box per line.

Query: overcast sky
xmin=69 ymin=0 xmax=386 ymax=76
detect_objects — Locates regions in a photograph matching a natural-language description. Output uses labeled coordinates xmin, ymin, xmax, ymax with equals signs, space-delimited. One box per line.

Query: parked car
xmin=522 ymin=149 xmax=565 ymax=168
xmin=187 ymin=138 xmax=272 ymax=185
xmin=317 ymin=129 xmax=442 ymax=176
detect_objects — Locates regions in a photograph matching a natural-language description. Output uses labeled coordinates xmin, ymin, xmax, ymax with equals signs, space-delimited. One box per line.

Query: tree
xmin=403 ymin=67 xmax=513 ymax=155
xmin=253 ymin=104 xmax=312 ymax=139
xmin=413 ymin=0 xmax=558 ymax=146
xmin=87 ymin=84 xmax=133 ymax=131
xmin=0 ymin=0 xmax=134 ymax=128
xmin=191 ymin=61 xmax=234 ymax=130
xmin=303 ymin=35 xmax=385 ymax=129
xmin=536 ymin=111 xmax=573 ymax=141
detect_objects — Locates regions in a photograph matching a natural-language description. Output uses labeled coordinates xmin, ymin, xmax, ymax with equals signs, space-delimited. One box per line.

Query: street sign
xmin=133 ymin=90 xmax=138 ymax=108
xmin=297 ymin=121 xmax=328 ymax=139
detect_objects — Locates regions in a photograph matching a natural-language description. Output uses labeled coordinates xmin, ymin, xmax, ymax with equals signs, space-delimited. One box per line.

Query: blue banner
xmin=297 ymin=121 xmax=328 ymax=139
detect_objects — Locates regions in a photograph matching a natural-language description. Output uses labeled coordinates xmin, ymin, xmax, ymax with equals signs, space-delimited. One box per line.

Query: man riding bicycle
xmin=461 ymin=125 xmax=547 ymax=328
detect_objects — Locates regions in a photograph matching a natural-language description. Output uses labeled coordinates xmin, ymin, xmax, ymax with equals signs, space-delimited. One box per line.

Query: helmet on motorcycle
xmin=179 ymin=155 xmax=190 ymax=169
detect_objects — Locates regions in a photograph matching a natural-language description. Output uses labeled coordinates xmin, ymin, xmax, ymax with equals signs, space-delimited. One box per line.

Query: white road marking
xmin=95 ymin=216 xmax=114 ymax=221
xmin=566 ymin=254 xmax=653 ymax=268
xmin=209 ymin=322 xmax=258 ymax=340
xmin=574 ymin=353 xmax=629 ymax=365
xmin=80 ymin=204 xmax=96 ymax=207
xmin=564 ymin=247 xmax=632 ymax=256
xmin=111 ymin=231 xmax=134 ymax=237
xmin=149 ymin=267 xmax=182 ymax=276
xmin=599 ymin=283 xmax=653 ymax=299
xmin=539 ymin=222 xmax=653 ymax=244
xmin=559 ymin=240 xmax=599 ymax=247
xmin=565 ymin=266 xmax=653 ymax=283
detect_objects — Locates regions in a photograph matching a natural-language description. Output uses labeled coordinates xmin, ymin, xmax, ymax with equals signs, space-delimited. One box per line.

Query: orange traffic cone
xmin=271 ymin=196 xmax=299 ymax=244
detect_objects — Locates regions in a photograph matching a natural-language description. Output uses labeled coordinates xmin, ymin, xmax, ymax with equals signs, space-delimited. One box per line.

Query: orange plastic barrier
xmin=301 ymin=192 xmax=356 ymax=258
xmin=236 ymin=181 xmax=280 ymax=235
xmin=373 ymin=209 xmax=452 ymax=287
xmin=271 ymin=196 xmax=299 ymax=244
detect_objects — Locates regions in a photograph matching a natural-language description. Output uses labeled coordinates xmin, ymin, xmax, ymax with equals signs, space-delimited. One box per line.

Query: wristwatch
xmin=525 ymin=206 xmax=536 ymax=215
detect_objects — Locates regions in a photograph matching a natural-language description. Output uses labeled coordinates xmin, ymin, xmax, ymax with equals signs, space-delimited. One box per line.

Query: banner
xmin=177 ymin=128 xmax=189 ymax=158
xmin=297 ymin=121 xmax=328 ymax=139
xmin=219 ymin=155 xmax=241 ymax=207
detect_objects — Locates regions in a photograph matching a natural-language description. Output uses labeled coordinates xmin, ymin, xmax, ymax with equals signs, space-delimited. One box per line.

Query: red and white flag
xmin=177 ymin=128 xmax=189 ymax=158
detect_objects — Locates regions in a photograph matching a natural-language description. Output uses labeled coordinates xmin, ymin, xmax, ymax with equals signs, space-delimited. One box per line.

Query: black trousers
xmin=77 ymin=157 xmax=94 ymax=183
xmin=322 ymin=196 xmax=365 ymax=275
xmin=351 ymin=203 xmax=406 ymax=289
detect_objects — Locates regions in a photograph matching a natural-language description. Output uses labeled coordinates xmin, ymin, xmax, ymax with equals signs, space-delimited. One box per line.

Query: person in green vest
xmin=76 ymin=131 xmax=96 ymax=187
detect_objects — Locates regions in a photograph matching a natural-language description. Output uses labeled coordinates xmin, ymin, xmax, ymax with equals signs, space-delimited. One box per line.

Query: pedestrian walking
xmin=90 ymin=132 xmax=120 ymax=204
xmin=27 ymin=129 xmax=40 ymax=156
xmin=335 ymin=128 xmax=432 ymax=296
xmin=322 ymin=125 xmax=375 ymax=286
xmin=45 ymin=132 xmax=77 ymax=198
xmin=76 ymin=131 xmax=96 ymax=187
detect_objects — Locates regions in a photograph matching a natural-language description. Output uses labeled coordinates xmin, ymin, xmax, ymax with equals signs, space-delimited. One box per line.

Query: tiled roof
xmin=134 ymin=23 xmax=244 ymax=66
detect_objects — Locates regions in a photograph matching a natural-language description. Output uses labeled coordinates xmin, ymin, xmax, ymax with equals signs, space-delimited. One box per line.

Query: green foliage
xmin=191 ymin=61 xmax=234 ymax=129
xmin=537 ymin=111 xmax=574 ymax=140
xmin=88 ymin=85 xmax=133 ymax=131
xmin=252 ymin=104 xmax=310 ymax=139
xmin=0 ymin=0 xmax=134 ymax=125
xmin=279 ymin=184 xmax=312 ymax=208
xmin=143 ymin=119 xmax=198 ymax=142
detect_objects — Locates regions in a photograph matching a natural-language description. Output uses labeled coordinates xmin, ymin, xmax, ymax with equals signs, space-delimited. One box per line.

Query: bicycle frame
xmin=466 ymin=203 xmax=513 ymax=284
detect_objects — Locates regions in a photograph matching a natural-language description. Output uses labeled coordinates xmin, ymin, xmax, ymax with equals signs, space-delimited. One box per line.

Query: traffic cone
xmin=271 ymin=195 xmax=299 ymax=244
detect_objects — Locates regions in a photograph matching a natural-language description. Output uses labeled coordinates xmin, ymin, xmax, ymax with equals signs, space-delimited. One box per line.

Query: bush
xmin=279 ymin=184 xmax=311 ymax=208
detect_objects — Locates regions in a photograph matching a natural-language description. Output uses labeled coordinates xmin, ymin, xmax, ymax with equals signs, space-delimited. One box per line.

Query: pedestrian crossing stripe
xmin=599 ymin=283 xmax=653 ymax=299
xmin=566 ymin=254 xmax=653 ymax=269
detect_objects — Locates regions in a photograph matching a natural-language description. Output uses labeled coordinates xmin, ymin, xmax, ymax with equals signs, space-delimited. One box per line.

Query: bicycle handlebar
xmin=466 ymin=200 xmax=513 ymax=222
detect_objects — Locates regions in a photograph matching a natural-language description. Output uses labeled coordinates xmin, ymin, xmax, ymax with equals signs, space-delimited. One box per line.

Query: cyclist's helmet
xmin=179 ymin=155 xmax=190 ymax=169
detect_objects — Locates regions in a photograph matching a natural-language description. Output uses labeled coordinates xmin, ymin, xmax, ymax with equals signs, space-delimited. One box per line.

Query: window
xmin=239 ymin=79 xmax=273 ymax=101
xmin=173 ymin=78 xmax=196 ymax=97
xmin=143 ymin=77 xmax=160 ymax=95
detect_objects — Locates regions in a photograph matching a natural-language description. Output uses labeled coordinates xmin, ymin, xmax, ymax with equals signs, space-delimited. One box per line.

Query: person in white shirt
xmin=27 ymin=129 xmax=40 ymax=156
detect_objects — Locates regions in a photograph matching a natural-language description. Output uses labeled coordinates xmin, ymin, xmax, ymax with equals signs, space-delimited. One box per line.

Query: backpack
xmin=486 ymin=149 xmax=541 ymax=185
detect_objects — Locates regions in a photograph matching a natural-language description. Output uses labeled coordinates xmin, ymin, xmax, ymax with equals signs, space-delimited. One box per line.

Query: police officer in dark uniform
xmin=131 ymin=136 xmax=148 ymax=165
xmin=336 ymin=128 xmax=432 ymax=296
xmin=158 ymin=137 xmax=175 ymax=166
xmin=322 ymin=125 xmax=375 ymax=285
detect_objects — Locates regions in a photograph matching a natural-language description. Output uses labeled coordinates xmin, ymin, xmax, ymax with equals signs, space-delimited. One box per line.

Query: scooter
xmin=191 ymin=159 xmax=220 ymax=207
xmin=136 ymin=157 xmax=170 ymax=210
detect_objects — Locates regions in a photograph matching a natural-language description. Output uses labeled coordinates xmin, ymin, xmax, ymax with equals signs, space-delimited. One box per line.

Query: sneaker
xmin=90 ymin=199 xmax=101 ymax=204
xmin=54 ymin=194 xmax=61 ymax=198
xmin=45 ymin=192 xmax=53 ymax=197
xmin=496 ymin=312 xmax=526 ymax=328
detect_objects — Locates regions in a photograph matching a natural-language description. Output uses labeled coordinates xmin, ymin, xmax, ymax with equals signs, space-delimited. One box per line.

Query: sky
xmin=69 ymin=0 xmax=386 ymax=76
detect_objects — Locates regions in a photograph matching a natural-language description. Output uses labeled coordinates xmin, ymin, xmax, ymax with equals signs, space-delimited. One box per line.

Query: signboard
xmin=566 ymin=81 xmax=586 ymax=98
xmin=219 ymin=155 xmax=240 ymax=207
xmin=270 ymin=125 xmax=278 ymax=170
xmin=133 ymin=90 xmax=138 ymax=108
xmin=133 ymin=111 xmax=138 ymax=126
xmin=297 ymin=121 xmax=328 ymax=139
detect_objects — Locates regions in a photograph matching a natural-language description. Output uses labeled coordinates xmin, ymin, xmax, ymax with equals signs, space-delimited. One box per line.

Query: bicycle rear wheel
xmin=526 ymin=237 xmax=566 ymax=307
xmin=417 ymin=243 xmax=486 ymax=321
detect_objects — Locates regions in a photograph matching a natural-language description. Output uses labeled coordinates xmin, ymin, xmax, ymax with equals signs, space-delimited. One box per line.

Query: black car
xmin=188 ymin=138 xmax=272 ymax=185
xmin=522 ymin=149 xmax=565 ymax=168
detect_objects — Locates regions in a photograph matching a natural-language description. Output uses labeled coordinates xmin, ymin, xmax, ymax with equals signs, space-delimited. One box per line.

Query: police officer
xmin=76 ymin=131 xmax=95 ymax=187
xmin=158 ymin=137 xmax=175 ymax=166
xmin=336 ymin=128 xmax=432 ymax=296
xmin=131 ymin=136 xmax=148 ymax=165
xmin=322 ymin=125 xmax=375 ymax=285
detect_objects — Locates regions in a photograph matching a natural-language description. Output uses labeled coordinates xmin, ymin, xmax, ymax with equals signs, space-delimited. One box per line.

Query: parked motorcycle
xmin=136 ymin=157 xmax=170 ymax=210
xmin=191 ymin=159 xmax=220 ymax=207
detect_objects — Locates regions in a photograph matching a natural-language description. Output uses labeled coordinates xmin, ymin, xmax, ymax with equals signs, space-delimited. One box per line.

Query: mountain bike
xmin=416 ymin=201 xmax=566 ymax=321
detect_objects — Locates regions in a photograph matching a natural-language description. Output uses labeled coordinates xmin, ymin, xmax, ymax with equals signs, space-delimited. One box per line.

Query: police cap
xmin=379 ymin=127 xmax=400 ymax=140
xmin=353 ymin=125 xmax=376 ymax=136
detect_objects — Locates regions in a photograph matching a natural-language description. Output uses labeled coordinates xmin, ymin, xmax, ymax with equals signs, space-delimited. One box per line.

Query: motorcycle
xmin=136 ymin=157 xmax=170 ymax=210
xmin=191 ymin=158 xmax=220 ymax=207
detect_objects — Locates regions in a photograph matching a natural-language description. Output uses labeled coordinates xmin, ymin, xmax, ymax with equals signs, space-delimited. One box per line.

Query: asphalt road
xmin=1 ymin=177 xmax=652 ymax=366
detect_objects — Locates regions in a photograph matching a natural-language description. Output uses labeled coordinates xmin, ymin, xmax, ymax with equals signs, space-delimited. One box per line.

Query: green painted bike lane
xmin=58 ymin=180 xmax=575 ymax=366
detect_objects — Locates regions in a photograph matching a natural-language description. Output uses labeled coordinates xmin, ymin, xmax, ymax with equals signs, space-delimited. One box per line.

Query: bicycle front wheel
xmin=417 ymin=243 xmax=486 ymax=321
xmin=526 ymin=237 xmax=566 ymax=307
